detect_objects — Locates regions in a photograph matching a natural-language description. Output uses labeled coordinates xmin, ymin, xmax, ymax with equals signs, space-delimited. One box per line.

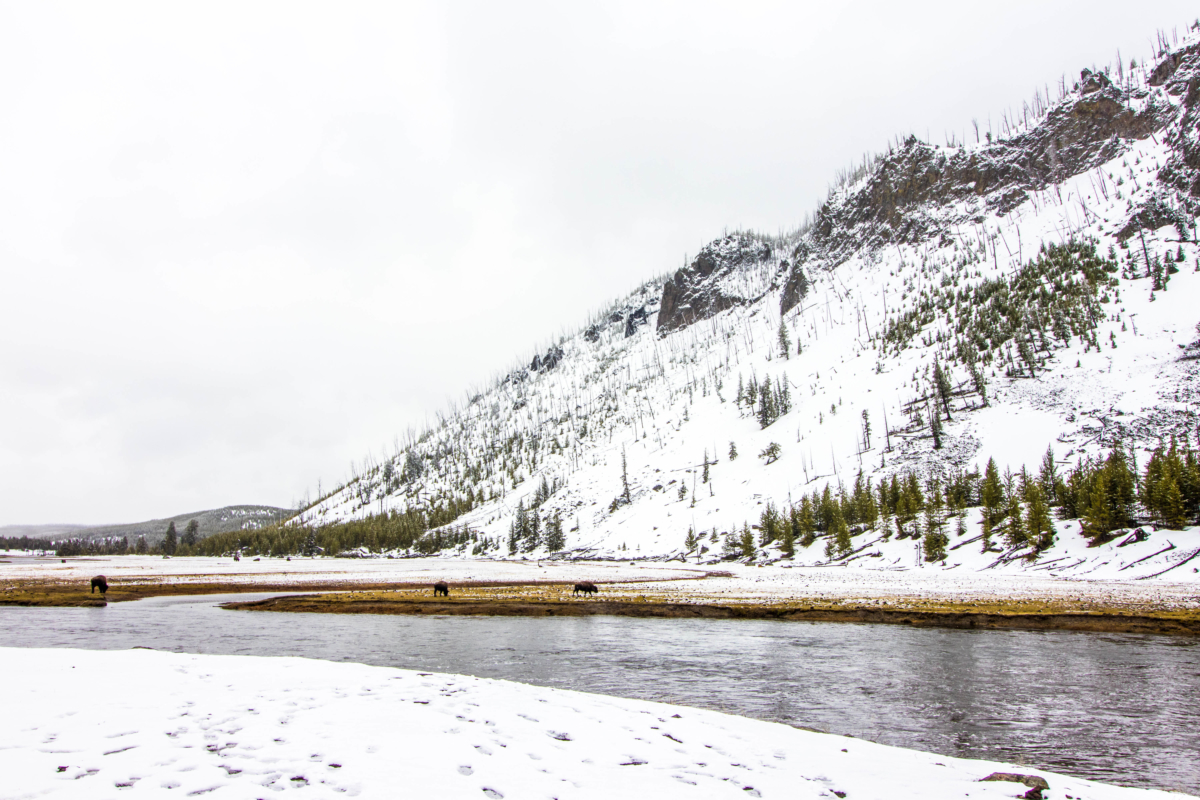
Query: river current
xmin=1 ymin=594 xmax=1196 ymax=793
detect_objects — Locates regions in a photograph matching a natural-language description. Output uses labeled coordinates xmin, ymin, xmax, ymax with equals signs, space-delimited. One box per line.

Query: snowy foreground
xmin=2 ymin=648 xmax=1188 ymax=800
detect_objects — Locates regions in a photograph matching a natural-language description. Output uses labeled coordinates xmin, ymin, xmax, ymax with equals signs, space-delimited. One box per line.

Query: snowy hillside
xmin=288 ymin=27 xmax=1200 ymax=573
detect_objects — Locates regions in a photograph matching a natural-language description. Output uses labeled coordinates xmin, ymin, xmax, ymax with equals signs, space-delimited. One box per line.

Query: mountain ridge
xmin=267 ymin=24 xmax=1200 ymax=573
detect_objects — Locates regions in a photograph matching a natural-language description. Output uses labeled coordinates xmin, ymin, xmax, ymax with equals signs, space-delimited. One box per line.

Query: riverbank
xmin=225 ymin=588 xmax=1200 ymax=636
xmin=2 ymin=646 xmax=1190 ymax=800
xmin=4 ymin=555 xmax=1198 ymax=632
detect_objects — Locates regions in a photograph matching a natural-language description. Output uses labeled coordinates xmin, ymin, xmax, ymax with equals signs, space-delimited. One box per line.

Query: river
xmin=1 ymin=594 xmax=1196 ymax=793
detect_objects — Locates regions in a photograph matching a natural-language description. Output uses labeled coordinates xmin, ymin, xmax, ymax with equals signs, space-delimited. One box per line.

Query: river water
xmin=1 ymin=594 xmax=1197 ymax=794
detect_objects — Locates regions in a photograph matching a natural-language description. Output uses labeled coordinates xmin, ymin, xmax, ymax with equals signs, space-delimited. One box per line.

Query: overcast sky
xmin=1 ymin=1 xmax=1195 ymax=525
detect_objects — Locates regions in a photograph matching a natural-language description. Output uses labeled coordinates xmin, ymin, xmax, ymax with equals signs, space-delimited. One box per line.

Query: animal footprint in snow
xmin=481 ymin=788 xmax=503 ymax=799
xmin=474 ymin=745 xmax=492 ymax=756
xmin=548 ymin=731 xmax=572 ymax=741
xmin=458 ymin=766 xmax=474 ymax=776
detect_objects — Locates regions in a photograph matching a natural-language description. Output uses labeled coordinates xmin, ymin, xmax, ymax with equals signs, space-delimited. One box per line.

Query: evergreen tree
xmin=135 ymin=536 xmax=148 ymax=555
xmin=1004 ymin=489 xmax=1027 ymax=548
xmin=1038 ymin=446 xmax=1059 ymax=503
xmin=728 ymin=441 xmax=738 ymax=461
xmin=779 ymin=516 xmax=795 ymax=557
xmin=831 ymin=503 xmax=852 ymax=558
xmin=162 ymin=522 xmax=178 ymax=556
xmin=759 ymin=502 xmax=781 ymax=546
xmin=303 ymin=527 xmax=319 ymax=557
xmin=546 ymin=513 xmax=565 ymax=551
xmin=929 ymin=403 xmax=943 ymax=449
xmin=796 ymin=497 xmax=816 ymax=547
xmin=684 ymin=526 xmax=698 ymax=553
xmin=182 ymin=519 xmax=199 ymax=547
xmin=525 ymin=512 xmax=541 ymax=552
xmin=933 ymin=360 xmax=953 ymax=421
xmin=1024 ymin=481 xmax=1054 ymax=553
xmin=740 ymin=524 xmax=755 ymax=558
xmin=702 ymin=450 xmax=710 ymax=483
xmin=778 ymin=320 xmax=791 ymax=360
xmin=980 ymin=458 xmax=1003 ymax=551
xmin=759 ymin=442 xmax=781 ymax=464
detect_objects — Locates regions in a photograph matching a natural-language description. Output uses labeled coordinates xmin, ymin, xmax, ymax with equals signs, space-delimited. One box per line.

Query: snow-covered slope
xmin=295 ymin=28 xmax=1200 ymax=572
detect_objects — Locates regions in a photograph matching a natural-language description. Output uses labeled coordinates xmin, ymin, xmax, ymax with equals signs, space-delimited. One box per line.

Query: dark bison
xmin=90 ymin=576 xmax=108 ymax=595
xmin=573 ymin=582 xmax=598 ymax=596
xmin=433 ymin=582 xmax=450 ymax=597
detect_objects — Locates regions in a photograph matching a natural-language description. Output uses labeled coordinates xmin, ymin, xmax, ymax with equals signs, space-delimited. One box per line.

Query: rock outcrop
xmin=777 ymin=44 xmax=1196 ymax=316
xmin=657 ymin=233 xmax=775 ymax=335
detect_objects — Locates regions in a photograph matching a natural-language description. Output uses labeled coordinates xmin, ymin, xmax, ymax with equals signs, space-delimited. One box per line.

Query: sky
xmin=1 ymin=1 xmax=1196 ymax=525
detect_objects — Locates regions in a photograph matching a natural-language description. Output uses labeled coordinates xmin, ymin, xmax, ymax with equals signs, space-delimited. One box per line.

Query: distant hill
xmin=0 ymin=505 xmax=294 ymax=545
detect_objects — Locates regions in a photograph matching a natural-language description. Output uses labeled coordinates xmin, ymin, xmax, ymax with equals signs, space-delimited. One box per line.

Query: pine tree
xmin=759 ymin=502 xmax=781 ymax=546
xmin=757 ymin=385 xmax=773 ymax=429
xmin=303 ymin=527 xmax=319 ymax=557
xmin=1161 ymin=476 xmax=1187 ymax=530
xmin=1004 ymin=490 xmax=1027 ymax=548
xmin=1038 ymin=446 xmax=1059 ymax=503
xmin=684 ymin=527 xmax=698 ymax=553
xmin=861 ymin=410 xmax=871 ymax=450
xmin=1024 ymin=481 xmax=1054 ymax=553
xmin=780 ymin=516 xmax=795 ymax=558
xmin=778 ymin=320 xmax=791 ymax=360
xmin=929 ymin=404 xmax=943 ymax=449
xmin=162 ymin=522 xmax=178 ymax=556
xmin=797 ymin=497 xmax=816 ymax=547
xmin=728 ymin=441 xmax=738 ymax=461
xmin=740 ymin=524 xmax=755 ymax=558
xmin=980 ymin=458 xmax=1003 ymax=551
xmin=831 ymin=503 xmax=852 ymax=558
xmin=759 ymin=442 xmax=781 ymax=464
xmin=135 ymin=536 xmax=149 ymax=555
xmin=1081 ymin=472 xmax=1113 ymax=543
xmin=525 ymin=512 xmax=541 ymax=552
xmin=933 ymin=360 xmax=953 ymax=421
xmin=182 ymin=519 xmax=199 ymax=547
xmin=546 ymin=513 xmax=566 ymax=551
xmin=702 ymin=450 xmax=710 ymax=483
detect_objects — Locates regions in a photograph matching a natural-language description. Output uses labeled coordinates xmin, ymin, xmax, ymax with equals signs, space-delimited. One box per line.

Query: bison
xmin=90 ymin=576 xmax=108 ymax=595
xmin=573 ymin=581 xmax=598 ymax=596
xmin=433 ymin=582 xmax=450 ymax=597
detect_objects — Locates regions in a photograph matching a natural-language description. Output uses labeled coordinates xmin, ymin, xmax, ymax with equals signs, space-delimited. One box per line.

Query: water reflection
xmin=0 ymin=595 xmax=1196 ymax=793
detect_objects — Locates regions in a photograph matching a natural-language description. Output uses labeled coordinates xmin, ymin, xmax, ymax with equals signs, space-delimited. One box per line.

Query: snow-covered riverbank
xmin=1 ymin=647 xmax=1190 ymax=800
xmin=4 ymin=552 xmax=1198 ymax=612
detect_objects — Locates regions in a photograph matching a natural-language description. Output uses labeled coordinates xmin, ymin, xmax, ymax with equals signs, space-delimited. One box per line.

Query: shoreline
xmin=0 ymin=575 xmax=709 ymax=608
xmin=223 ymin=591 xmax=1200 ymax=636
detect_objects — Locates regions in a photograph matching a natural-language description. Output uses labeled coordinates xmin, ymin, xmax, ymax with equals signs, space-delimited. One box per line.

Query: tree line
xmin=690 ymin=434 xmax=1200 ymax=564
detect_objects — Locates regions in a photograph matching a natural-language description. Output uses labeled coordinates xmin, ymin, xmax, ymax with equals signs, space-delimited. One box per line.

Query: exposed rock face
xmin=778 ymin=47 xmax=1194 ymax=316
xmin=657 ymin=234 xmax=774 ymax=335
xmin=778 ymin=258 xmax=808 ymax=316
xmin=530 ymin=345 xmax=564 ymax=373
xmin=624 ymin=306 xmax=649 ymax=338
xmin=1150 ymin=43 xmax=1200 ymax=216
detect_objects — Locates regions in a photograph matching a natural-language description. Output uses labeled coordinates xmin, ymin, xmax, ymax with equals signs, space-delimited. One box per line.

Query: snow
xmin=5 ymin=539 xmax=1197 ymax=608
xmin=0 ymin=555 xmax=700 ymax=586
xmin=1 ymin=646 xmax=1188 ymax=800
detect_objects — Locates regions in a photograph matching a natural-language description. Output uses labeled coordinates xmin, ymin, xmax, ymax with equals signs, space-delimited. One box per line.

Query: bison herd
xmin=427 ymin=580 xmax=600 ymax=597
xmin=86 ymin=576 xmax=600 ymax=601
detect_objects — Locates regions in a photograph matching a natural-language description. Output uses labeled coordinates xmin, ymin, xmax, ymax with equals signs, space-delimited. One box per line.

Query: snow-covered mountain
xmin=294 ymin=26 xmax=1200 ymax=570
